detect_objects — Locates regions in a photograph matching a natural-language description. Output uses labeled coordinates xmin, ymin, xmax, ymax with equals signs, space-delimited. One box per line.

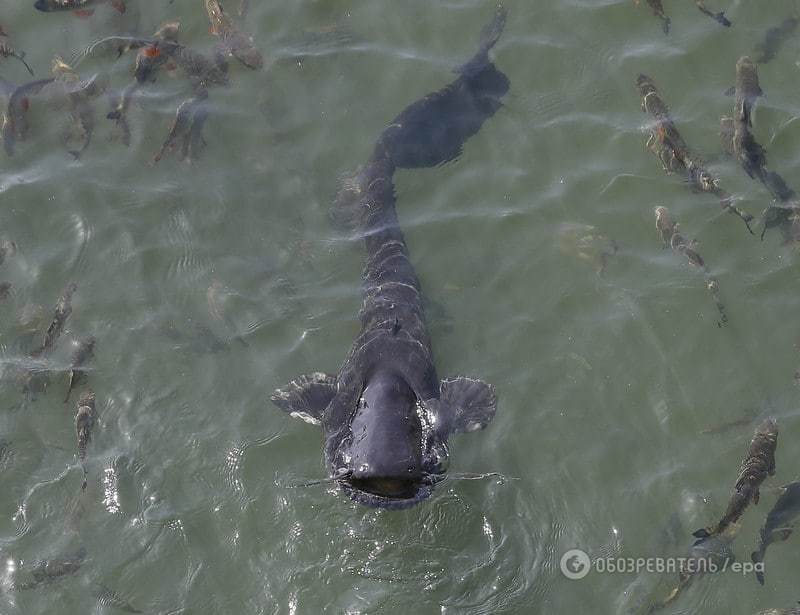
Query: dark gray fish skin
xmin=14 ymin=547 xmax=87 ymax=590
xmin=76 ymin=390 xmax=96 ymax=490
xmin=375 ymin=5 xmax=509 ymax=169
xmin=0 ymin=281 xmax=10 ymax=301
xmin=754 ymin=17 xmax=800 ymax=64
xmin=272 ymin=6 xmax=505 ymax=510
xmin=637 ymin=74 xmax=754 ymax=233
xmin=751 ymin=481 xmax=800 ymax=585
xmin=3 ymin=78 xmax=56 ymax=157
xmin=31 ymin=282 xmax=77 ymax=357
xmin=693 ymin=418 xmax=779 ymax=541
xmin=64 ymin=336 xmax=96 ymax=403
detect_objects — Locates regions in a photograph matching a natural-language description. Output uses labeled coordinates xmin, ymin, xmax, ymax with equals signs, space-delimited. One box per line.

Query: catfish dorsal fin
xmin=271 ymin=372 xmax=337 ymax=425
xmin=440 ymin=376 xmax=497 ymax=434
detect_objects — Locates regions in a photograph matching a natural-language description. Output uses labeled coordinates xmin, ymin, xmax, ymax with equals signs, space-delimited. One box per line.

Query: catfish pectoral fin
xmin=439 ymin=376 xmax=497 ymax=434
xmin=692 ymin=527 xmax=712 ymax=539
xmin=271 ymin=372 xmax=337 ymax=425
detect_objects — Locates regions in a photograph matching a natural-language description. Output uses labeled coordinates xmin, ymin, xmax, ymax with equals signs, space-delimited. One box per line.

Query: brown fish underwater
xmin=693 ymin=418 xmax=779 ymax=541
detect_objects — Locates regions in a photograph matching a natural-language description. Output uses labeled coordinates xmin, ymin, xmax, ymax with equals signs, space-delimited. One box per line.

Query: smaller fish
xmin=52 ymin=57 xmax=107 ymax=159
xmin=0 ymin=239 xmax=16 ymax=266
xmin=106 ymin=22 xmax=180 ymax=142
xmin=654 ymin=206 xmax=675 ymax=247
xmin=31 ymin=282 xmax=77 ymax=357
xmin=0 ymin=43 xmax=35 ymax=76
xmin=754 ymin=16 xmax=800 ymax=64
xmin=635 ymin=0 xmax=671 ymax=34
xmin=726 ymin=56 xmax=763 ymax=127
xmin=693 ymin=418 xmax=779 ymax=541
xmin=207 ymin=279 xmax=248 ymax=346
xmin=648 ymin=522 xmax=739 ymax=612
xmin=751 ymin=481 xmax=800 ymax=585
xmin=152 ymin=89 xmax=208 ymax=163
xmin=34 ymin=0 xmax=125 ymax=15
xmin=205 ymin=0 xmax=263 ymax=69
xmin=695 ymin=1 xmax=731 ymax=27
xmin=638 ymin=74 xmax=754 ymax=233
xmin=14 ymin=547 xmax=87 ymax=590
xmin=64 ymin=336 xmax=96 ymax=403
xmin=75 ymin=390 xmax=97 ymax=491
xmin=556 ymin=223 xmax=618 ymax=275
xmin=670 ymin=227 xmax=704 ymax=269
xmin=3 ymin=78 xmax=56 ymax=157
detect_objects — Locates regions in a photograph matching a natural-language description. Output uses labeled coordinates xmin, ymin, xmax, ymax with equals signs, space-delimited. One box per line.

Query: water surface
xmin=2 ymin=1 xmax=800 ymax=613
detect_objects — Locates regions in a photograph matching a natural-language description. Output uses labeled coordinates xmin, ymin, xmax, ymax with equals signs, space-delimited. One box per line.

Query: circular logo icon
xmin=560 ymin=549 xmax=591 ymax=580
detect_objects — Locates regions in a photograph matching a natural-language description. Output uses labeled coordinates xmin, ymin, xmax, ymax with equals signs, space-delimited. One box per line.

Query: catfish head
xmin=271 ymin=372 xmax=496 ymax=509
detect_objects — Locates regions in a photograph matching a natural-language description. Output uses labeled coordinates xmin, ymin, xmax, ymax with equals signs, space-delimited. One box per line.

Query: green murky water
xmin=2 ymin=1 xmax=800 ymax=613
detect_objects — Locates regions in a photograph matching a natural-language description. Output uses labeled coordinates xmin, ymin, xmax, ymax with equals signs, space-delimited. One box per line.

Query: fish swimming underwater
xmin=75 ymin=389 xmax=97 ymax=490
xmin=374 ymin=7 xmax=508 ymax=169
xmin=152 ymin=88 xmax=209 ymax=163
xmin=205 ymin=0 xmax=263 ymax=69
xmin=653 ymin=206 xmax=728 ymax=325
xmin=754 ymin=16 xmax=800 ymax=64
xmin=693 ymin=418 xmax=779 ymax=541
xmin=637 ymin=74 xmax=754 ymax=233
xmin=2 ymin=77 xmax=56 ymax=156
xmin=64 ymin=335 xmax=96 ymax=403
xmin=648 ymin=522 xmax=739 ymax=612
xmin=271 ymin=6 xmax=508 ymax=509
xmin=51 ymin=57 xmax=107 ymax=159
xmin=34 ymin=0 xmax=125 ymax=15
xmin=31 ymin=282 xmax=77 ymax=357
xmin=14 ymin=547 xmax=87 ymax=590
xmin=751 ymin=481 xmax=800 ymax=585
xmin=722 ymin=56 xmax=799 ymax=240
xmin=694 ymin=1 xmax=731 ymax=27
xmin=635 ymin=0 xmax=671 ymax=35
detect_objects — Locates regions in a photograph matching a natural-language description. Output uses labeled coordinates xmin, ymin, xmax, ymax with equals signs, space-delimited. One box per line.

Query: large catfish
xmin=271 ymin=6 xmax=508 ymax=509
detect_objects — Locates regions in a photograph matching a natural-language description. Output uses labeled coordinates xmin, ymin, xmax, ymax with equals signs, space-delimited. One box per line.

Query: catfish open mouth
xmin=349 ymin=477 xmax=420 ymax=499
xmin=339 ymin=474 xmax=440 ymax=510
